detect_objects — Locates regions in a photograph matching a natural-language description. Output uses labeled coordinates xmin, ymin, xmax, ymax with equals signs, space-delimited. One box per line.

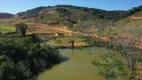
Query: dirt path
xmin=35 ymin=25 xmax=73 ymax=33
xmin=27 ymin=25 xmax=74 ymax=35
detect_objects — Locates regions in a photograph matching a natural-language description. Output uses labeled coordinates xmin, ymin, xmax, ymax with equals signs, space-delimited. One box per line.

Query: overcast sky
xmin=0 ymin=0 xmax=142 ymax=14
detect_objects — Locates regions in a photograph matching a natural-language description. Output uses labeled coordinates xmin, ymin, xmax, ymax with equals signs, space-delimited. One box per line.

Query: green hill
xmin=115 ymin=6 xmax=142 ymax=27
xmin=17 ymin=5 xmax=131 ymax=27
xmin=0 ymin=5 xmax=139 ymax=33
xmin=111 ymin=6 xmax=142 ymax=36
xmin=130 ymin=11 xmax=142 ymax=16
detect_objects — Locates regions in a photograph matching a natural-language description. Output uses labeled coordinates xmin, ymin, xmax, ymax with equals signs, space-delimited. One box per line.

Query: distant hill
xmin=0 ymin=13 xmax=13 ymax=18
xmin=15 ymin=5 xmax=141 ymax=27
xmin=16 ymin=5 xmax=130 ymax=26
xmin=17 ymin=5 xmax=130 ymax=19
xmin=131 ymin=11 xmax=142 ymax=17
xmin=17 ymin=6 xmax=96 ymax=25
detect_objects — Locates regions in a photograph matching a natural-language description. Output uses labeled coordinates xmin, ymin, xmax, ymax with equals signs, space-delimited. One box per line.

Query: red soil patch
xmin=135 ymin=63 xmax=142 ymax=80
xmin=129 ymin=16 xmax=142 ymax=20
xmin=92 ymin=33 xmax=142 ymax=49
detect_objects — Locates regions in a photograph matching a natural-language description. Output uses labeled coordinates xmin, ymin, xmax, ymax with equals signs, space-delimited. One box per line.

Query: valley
xmin=0 ymin=4 xmax=142 ymax=80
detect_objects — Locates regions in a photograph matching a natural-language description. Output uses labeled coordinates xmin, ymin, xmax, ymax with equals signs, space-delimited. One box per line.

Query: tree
xmin=93 ymin=53 xmax=125 ymax=80
xmin=109 ymin=32 xmax=141 ymax=80
xmin=71 ymin=40 xmax=75 ymax=49
xmin=119 ymin=38 xmax=140 ymax=80
xmin=0 ymin=55 xmax=24 ymax=80
xmin=15 ymin=23 xmax=28 ymax=37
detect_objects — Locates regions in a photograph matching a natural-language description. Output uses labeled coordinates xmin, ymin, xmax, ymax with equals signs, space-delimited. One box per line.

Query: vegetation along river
xmin=37 ymin=47 xmax=129 ymax=80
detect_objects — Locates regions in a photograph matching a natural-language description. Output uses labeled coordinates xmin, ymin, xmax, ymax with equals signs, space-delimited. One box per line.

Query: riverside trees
xmin=88 ymin=37 xmax=141 ymax=80
xmin=0 ymin=35 xmax=60 ymax=80
xmin=93 ymin=53 xmax=125 ymax=80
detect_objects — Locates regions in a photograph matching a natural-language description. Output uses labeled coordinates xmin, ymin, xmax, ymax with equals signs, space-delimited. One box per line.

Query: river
xmin=37 ymin=47 xmax=129 ymax=80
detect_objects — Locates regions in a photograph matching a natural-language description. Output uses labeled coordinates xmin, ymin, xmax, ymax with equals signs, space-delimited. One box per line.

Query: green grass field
xmin=0 ymin=18 xmax=35 ymax=34
xmin=0 ymin=24 xmax=16 ymax=34
xmin=2 ymin=18 xmax=35 ymax=25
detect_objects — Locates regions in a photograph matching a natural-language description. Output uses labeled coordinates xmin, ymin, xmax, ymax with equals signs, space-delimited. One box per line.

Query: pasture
xmin=0 ymin=24 xmax=16 ymax=34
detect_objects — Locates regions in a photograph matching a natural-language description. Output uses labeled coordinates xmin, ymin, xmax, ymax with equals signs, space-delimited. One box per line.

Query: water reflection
xmin=71 ymin=49 xmax=74 ymax=56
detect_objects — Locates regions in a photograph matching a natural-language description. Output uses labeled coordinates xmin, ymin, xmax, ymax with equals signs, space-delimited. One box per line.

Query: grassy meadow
xmin=0 ymin=24 xmax=15 ymax=34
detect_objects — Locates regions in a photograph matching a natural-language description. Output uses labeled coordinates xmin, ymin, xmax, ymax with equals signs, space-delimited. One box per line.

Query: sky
xmin=0 ymin=0 xmax=142 ymax=14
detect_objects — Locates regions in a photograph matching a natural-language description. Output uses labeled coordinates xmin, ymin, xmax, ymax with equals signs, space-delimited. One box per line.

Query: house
xmin=56 ymin=32 xmax=64 ymax=36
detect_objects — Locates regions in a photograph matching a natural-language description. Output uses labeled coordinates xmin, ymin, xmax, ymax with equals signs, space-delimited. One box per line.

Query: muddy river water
xmin=37 ymin=47 xmax=128 ymax=80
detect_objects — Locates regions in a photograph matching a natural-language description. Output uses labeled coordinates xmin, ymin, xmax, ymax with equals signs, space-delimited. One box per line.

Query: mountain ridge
xmin=0 ymin=13 xmax=13 ymax=18
xmin=0 ymin=5 xmax=141 ymax=27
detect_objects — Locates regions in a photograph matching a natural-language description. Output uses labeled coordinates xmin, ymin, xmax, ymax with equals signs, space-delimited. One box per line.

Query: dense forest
xmin=0 ymin=34 xmax=60 ymax=80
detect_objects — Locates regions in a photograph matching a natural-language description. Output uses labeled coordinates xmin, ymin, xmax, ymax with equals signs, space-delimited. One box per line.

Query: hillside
xmin=131 ymin=11 xmax=142 ymax=17
xmin=17 ymin=6 xmax=96 ymax=26
xmin=17 ymin=5 xmax=128 ymax=20
xmin=17 ymin=5 xmax=131 ymax=27
xmin=0 ymin=13 xmax=13 ymax=18
xmin=0 ymin=5 xmax=141 ymax=35
xmin=111 ymin=9 xmax=142 ymax=37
